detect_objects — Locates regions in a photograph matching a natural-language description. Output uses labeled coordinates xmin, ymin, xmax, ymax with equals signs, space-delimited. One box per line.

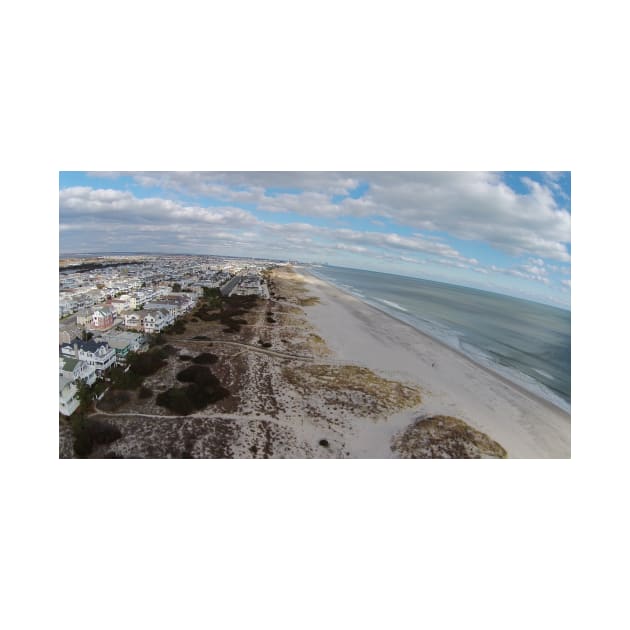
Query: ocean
xmin=307 ymin=265 xmax=571 ymax=412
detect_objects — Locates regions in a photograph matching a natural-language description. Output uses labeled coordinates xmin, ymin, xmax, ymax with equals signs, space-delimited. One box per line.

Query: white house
xmin=60 ymin=338 xmax=117 ymax=375
xmin=123 ymin=311 xmax=143 ymax=330
xmin=142 ymin=309 xmax=170 ymax=333
xmin=59 ymin=375 xmax=79 ymax=416
xmin=59 ymin=355 xmax=97 ymax=386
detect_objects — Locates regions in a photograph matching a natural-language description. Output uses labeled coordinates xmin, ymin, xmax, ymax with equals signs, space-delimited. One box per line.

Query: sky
xmin=59 ymin=171 xmax=571 ymax=308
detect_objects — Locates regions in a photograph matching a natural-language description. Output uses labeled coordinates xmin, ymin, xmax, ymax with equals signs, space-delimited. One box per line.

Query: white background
xmin=2 ymin=1 xmax=629 ymax=629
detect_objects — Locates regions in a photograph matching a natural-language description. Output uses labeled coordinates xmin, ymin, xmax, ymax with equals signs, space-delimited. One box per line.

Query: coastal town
xmin=59 ymin=255 xmax=273 ymax=419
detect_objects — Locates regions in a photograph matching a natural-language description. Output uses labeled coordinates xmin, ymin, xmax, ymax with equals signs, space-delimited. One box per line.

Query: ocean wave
xmin=376 ymin=298 xmax=409 ymax=313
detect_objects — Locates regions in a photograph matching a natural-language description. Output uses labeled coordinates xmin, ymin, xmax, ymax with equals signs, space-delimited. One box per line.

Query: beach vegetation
xmin=391 ymin=415 xmax=508 ymax=459
xmin=71 ymin=415 xmax=122 ymax=457
xmin=283 ymin=364 xmax=422 ymax=416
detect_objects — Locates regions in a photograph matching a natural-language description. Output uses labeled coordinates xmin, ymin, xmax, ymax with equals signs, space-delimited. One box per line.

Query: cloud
xmin=59 ymin=186 xmax=256 ymax=228
xmin=85 ymin=171 xmax=571 ymax=261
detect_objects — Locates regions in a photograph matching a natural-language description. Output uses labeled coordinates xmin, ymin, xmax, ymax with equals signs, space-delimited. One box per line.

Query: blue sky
xmin=59 ymin=171 xmax=571 ymax=308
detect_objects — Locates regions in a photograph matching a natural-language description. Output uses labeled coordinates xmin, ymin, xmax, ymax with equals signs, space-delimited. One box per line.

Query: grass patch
xmin=392 ymin=415 xmax=508 ymax=459
xmin=283 ymin=364 xmax=422 ymax=415
xmin=297 ymin=296 xmax=320 ymax=306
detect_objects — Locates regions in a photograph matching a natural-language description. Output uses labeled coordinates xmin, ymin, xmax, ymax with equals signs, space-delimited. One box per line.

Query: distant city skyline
xmin=59 ymin=171 xmax=571 ymax=308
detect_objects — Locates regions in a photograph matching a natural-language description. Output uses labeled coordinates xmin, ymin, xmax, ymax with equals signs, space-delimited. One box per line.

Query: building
xmin=60 ymin=338 xmax=117 ymax=375
xmin=76 ymin=308 xmax=93 ymax=326
xmin=94 ymin=330 xmax=145 ymax=363
xmin=92 ymin=306 xmax=115 ymax=329
xmin=59 ymin=355 xmax=97 ymax=386
xmin=59 ymin=375 xmax=79 ymax=416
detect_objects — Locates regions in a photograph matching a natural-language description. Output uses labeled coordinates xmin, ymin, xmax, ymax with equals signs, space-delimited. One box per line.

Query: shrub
xmin=72 ymin=417 xmax=122 ymax=457
xmin=177 ymin=365 xmax=220 ymax=387
xmin=138 ymin=386 xmax=153 ymax=399
xmin=171 ymin=320 xmax=186 ymax=334
xmin=192 ymin=352 xmax=218 ymax=365
xmin=155 ymin=365 xmax=230 ymax=414
xmin=99 ymin=389 xmax=131 ymax=411
xmin=110 ymin=365 xmax=143 ymax=390
xmin=156 ymin=387 xmax=195 ymax=415
xmin=319 ymin=439 xmax=330 ymax=448
xmin=127 ymin=348 xmax=168 ymax=377
xmin=178 ymin=354 xmax=194 ymax=361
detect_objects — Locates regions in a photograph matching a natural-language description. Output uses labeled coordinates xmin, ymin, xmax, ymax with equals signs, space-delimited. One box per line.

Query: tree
xmin=74 ymin=379 xmax=94 ymax=414
xmin=172 ymin=282 xmax=182 ymax=292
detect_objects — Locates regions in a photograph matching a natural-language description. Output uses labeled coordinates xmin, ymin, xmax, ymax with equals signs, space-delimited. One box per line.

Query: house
xmin=94 ymin=330 xmax=145 ymax=363
xmin=123 ymin=311 xmax=143 ymax=330
xmin=76 ymin=308 xmax=93 ymax=326
xmin=59 ymin=355 xmax=97 ymax=386
xmin=60 ymin=338 xmax=117 ymax=375
xmin=59 ymin=375 xmax=79 ymax=416
xmin=59 ymin=325 xmax=83 ymax=345
xmin=142 ymin=309 xmax=170 ymax=333
xmin=92 ymin=306 xmax=115 ymax=329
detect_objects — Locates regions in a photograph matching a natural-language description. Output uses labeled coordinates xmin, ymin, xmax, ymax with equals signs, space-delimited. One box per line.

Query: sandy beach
xmin=297 ymin=268 xmax=571 ymax=458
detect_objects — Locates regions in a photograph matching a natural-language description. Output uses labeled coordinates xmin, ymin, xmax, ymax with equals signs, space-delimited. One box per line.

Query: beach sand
xmin=297 ymin=268 xmax=571 ymax=459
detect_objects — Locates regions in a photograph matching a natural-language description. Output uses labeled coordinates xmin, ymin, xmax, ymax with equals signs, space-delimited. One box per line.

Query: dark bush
xmin=127 ymin=348 xmax=168 ymax=376
xmin=99 ymin=389 xmax=131 ymax=411
xmin=258 ymin=339 xmax=272 ymax=348
xmin=72 ymin=417 xmax=123 ymax=457
xmin=156 ymin=365 xmax=230 ymax=414
xmin=319 ymin=439 xmax=330 ymax=448
xmin=193 ymin=335 xmax=210 ymax=340
xmin=110 ymin=366 xmax=143 ymax=390
xmin=266 ymin=316 xmax=276 ymax=323
xmin=171 ymin=320 xmax=186 ymax=334
xmin=156 ymin=387 xmax=194 ymax=415
xmin=192 ymin=352 xmax=218 ymax=364
xmin=179 ymin=354 xmax=194 ymax=361
xmin=177 ymin=365 xmax=219 ymax=387
xmin=138 ymin=386 xmax=153 ymax=399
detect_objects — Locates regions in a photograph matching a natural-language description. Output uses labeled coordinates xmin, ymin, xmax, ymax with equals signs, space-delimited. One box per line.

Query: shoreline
xmin=295 ymin=267 xmax=571 ymax=458
xmin=302 ymin=267 xmax=570 ymax=416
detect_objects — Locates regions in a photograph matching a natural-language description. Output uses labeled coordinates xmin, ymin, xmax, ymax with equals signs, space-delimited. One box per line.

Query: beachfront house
xmin=94 ymin=330 xmax=145 ymax=363
xmin=60 ymin=338 xmax=117 ymax=375
xmin=59 ymin=355 xmax=97 ymax=386
xmin=59 ymin=375 xmax=79 ymax=416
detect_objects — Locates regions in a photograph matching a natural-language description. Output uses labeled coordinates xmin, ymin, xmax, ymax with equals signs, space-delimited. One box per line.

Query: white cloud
xmin=85 ymin=171 xmax=571 ymax=261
